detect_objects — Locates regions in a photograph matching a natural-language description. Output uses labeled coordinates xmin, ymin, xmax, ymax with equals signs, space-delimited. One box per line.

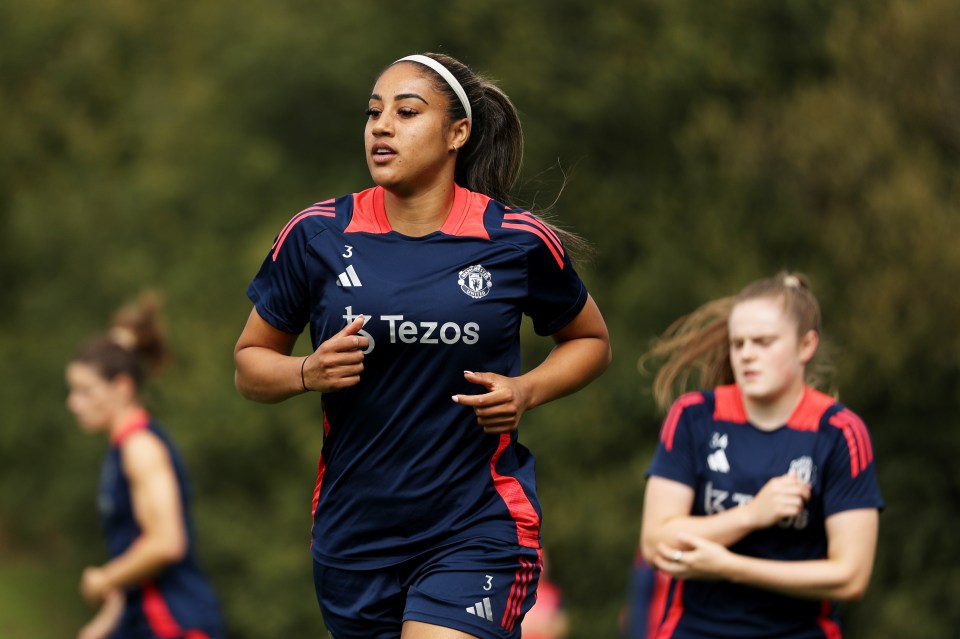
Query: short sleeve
xmin=822 ymin=408 xmax=885 ymax=517
xmin=518 ymin=219 xmax=588 ymax=336
xmin=646 ymin=392 xmax=706 ymax=489
xmin=245 ymin=219 xmax=314 ymax=335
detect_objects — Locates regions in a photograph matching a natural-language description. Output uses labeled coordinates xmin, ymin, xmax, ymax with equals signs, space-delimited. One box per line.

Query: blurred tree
xmin=1 ymin=0 xmax=957 ymax=637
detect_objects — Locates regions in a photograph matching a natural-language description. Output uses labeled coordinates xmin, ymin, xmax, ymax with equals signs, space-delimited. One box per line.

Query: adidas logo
xmin=707 ymin=448 xmax=730 ymax=473
xmin=336 ymin=265 xmax=362 ymax=287
xmin=465 ymin=597 xmax=493 ymax=622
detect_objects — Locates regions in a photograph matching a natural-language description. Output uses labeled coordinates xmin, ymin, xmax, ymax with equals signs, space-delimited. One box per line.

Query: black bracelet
xmin=300 ymin=356 xmax=310 ymax=392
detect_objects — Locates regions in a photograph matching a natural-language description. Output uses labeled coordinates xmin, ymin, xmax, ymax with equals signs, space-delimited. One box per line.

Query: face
xmin=65 ymin=362 xmax=126 ymax=434
xmin=728 ymin=297 xmax=818 ymax=406
xmin=365 ymin=62 xmax=468 ymax=195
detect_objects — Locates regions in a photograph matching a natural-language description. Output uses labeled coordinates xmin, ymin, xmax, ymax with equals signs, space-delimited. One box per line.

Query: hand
xmin=77 ymin=589 xmax=123 ymax=639
xmin=80 ymin=566 xmax=110 ymax=604
xmin=78 ymin=619 xmax=113 ymax=639
xmin=452 ymin=371 xmax=530 ymax=434
xmin=744 ymin=472 xmax=811 ymax=530
xmin=302 ymin=316 xmax=368 ymax=392
xmin=653 ymin=533 xmax=730 ymax=580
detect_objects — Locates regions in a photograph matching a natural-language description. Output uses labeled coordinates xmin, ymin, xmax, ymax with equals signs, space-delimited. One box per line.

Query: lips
xmin=370 ymin=142 xmax=397 ymax=163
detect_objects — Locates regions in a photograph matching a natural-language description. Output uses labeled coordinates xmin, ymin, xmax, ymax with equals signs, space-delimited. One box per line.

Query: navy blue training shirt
xmin=646 ymin=385 xmax=884 ymax=639
xmin=100 ymin=411 xmax=222 ymax=638
xmin=247 ymin=184 xmax=588 ymax=568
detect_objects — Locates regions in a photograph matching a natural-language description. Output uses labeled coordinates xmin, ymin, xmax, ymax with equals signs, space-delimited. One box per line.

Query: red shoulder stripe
xmin=660 ymin=392 xmax=705 ymax=451
xmin=500 ymin=213 xmax=564 ymax=270
xmin=504 ymin=211 xmax=564 ymax=254
xmin=271 ymin=201 xmax=336 ymax=261
xmin=501 ymin=221 xmax=564 ymax=269
xmin=828 ymin=409 xmax=873 ymax=477
xmin=272 ymin=200 xmax=336 ymax=249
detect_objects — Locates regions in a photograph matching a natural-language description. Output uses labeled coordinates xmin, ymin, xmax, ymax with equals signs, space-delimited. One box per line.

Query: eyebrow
xmin=730 ymin=333 xmax=778 ymax=341
xmin=369 ymin=92 xmax=429 ymax=104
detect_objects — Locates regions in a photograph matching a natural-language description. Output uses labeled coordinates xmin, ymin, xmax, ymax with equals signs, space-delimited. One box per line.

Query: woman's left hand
xmin=653 ymin=533 xmax=731 ymax=580
xmin=452 ymin=371 xmax=530 ymax=434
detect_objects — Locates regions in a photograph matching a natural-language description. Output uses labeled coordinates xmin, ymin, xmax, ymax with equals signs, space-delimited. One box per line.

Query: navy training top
xmin=646 ymin=385 xmax=884 ymax=639
xmin=99 ymin=410 xmax=222 ymax=638
xmin=247 ymin=184 xmax=588 ymax=568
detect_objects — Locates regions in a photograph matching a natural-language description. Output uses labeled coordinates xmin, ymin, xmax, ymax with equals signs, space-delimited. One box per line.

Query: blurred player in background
xmin=234 ymin=51 xmax=611 ymax=639
xmin=66 ymin=292 xmax=222 ymax=639
xmin=638 ymin=272 xmax=883 ymax=638
xmin=620 ymin=553 xmax=668 ymax=639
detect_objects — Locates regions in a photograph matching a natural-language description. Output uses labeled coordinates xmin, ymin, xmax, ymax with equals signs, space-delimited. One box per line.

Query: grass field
xmin=0 ymin=551 xmax=90 ymax=638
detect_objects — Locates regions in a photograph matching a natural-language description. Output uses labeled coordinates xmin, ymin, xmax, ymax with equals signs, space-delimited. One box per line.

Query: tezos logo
xmin=458 ymin=264 xmax=492 ymax=299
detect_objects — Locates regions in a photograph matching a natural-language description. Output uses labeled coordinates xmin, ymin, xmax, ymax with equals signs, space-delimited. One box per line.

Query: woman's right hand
xmin=744 ymin=472 xmax=811 ymax=529
xmin=301 ymin=316 xmax=369 ymax=392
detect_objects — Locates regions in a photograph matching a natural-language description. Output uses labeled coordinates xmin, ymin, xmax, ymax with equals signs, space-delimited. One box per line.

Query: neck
xmin=108 ymin=404 xmax=147 ymax=439
xmin=383 ymin=182 xmax=456 ymax=236
xmin=742 ymin=382 xmax=806 ymax=431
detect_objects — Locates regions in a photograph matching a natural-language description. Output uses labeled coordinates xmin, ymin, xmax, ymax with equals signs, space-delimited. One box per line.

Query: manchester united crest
xmin=457 ymin=264 xmax=492 ymax=299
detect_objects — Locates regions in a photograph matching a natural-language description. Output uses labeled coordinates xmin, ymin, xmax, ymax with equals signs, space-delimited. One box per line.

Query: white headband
xmin=394 ymin=54 xmax=472 ymax=127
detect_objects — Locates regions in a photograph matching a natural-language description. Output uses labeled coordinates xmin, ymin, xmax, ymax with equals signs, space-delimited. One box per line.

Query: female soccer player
xmin=234 ymin=52 xmax=612 ymax=639
xmin=638 ymin=273 xmax=883 ymax=638
xmin=66 ymin=293 xmax=222 ymax=639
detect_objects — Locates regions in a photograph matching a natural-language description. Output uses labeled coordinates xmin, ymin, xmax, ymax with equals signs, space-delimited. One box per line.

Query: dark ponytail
xmin=397 ymin=52 xmax=592 ymax=260
xmin=397 ymin=52 xmax=522 ymax=205
xmin=72 ymin=290 xmax=170 ymax=391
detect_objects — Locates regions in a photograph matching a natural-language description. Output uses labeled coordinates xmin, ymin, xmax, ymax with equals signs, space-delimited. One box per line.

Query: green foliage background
xmin=2 ymin=0 xmax=958 ymax=637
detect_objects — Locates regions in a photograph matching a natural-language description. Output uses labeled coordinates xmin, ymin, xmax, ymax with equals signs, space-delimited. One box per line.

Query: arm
xmin=77 ymin=589 xmax=123 ymax=639
xmin=640 ymin=473 xmax=811 ymax=561
xmin=453 ymin=294 xmax=612 ymax=433
xmin=641 ymin=476 xmax=750 ymax=562
xmin=80 ymin=431 xmax=188 ymax=603
xmin=653 ymin=509 xmax=879 ymax=601
xmin=234 ymin=307 xmax=368 ymax=403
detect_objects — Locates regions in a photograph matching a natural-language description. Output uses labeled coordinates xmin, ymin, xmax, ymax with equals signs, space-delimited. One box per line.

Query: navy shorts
xmin=313 ymin=538 xmax=542 ymax=639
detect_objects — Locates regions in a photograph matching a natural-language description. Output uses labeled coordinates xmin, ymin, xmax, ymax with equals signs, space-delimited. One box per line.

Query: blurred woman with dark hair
xmin=66 ymin=292 xmax=222 ymax=639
